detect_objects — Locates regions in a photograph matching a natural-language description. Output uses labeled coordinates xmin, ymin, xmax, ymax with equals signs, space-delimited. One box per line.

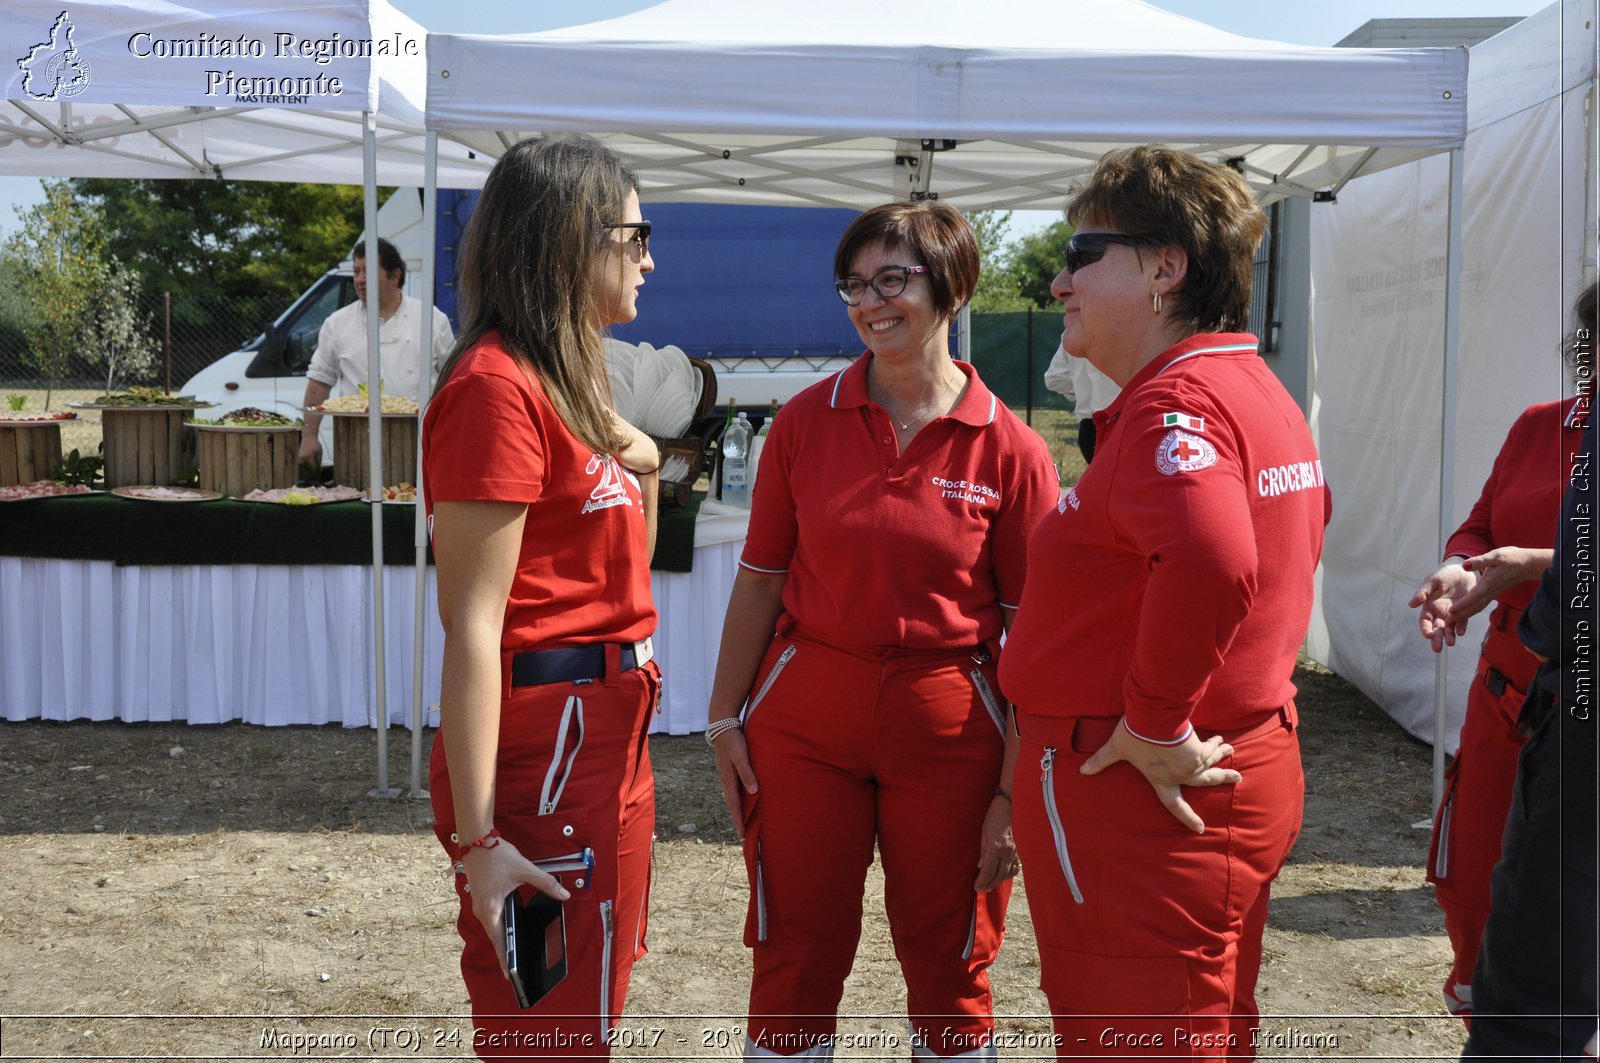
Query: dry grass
xmin=0 ymin=663 xmax=1467 ymax=1060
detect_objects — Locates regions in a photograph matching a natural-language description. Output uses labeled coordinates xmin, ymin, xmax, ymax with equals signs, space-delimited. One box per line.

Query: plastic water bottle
xmin=750 ymin=399 xmax=778 ymax=499
xmin=721 ymin=411 xmax=753 ymax=509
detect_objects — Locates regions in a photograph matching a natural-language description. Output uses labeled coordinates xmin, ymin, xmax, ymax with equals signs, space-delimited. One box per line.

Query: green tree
xmin=1009 ymin=221 xmax=1075 ymax=308
xmin=78 ymin=265 xmax=158 ymax=394
xmin=4 ymin=180 xmax=107 ymax=405
xmin=967 ymin=209 xmax=1033 ymax=313
xmin=67 ymin=178 xmax=376 ymax=303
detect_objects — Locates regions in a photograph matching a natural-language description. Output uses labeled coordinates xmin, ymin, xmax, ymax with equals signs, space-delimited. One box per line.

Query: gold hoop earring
xmin=1152 ymin=291 xmax=1162 ymax=315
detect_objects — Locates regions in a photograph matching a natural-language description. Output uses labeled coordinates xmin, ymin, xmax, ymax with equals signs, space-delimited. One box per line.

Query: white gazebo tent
xmin=425 ymin=0 xmax=1472 ymax=798
xmin=427 ymin=0 xmax=1466 ymax=210
xmin=3 ymin=0 xmax=491 ymax=795
xmin=1308 ymin=1 xmax=1598 ymax=753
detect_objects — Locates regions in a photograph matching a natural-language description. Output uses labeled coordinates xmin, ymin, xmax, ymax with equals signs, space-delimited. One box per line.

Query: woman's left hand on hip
xmin=1080 ymin=719 xmax=1241 ymax=834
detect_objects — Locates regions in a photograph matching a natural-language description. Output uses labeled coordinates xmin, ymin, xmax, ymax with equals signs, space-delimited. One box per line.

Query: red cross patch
xmin=1155 ymin=429 xmax=1217 ymax=475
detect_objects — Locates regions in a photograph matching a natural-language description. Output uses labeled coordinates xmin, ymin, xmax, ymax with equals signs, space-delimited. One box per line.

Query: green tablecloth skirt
xmin=0 ymin=491 xmax=702 ymax=572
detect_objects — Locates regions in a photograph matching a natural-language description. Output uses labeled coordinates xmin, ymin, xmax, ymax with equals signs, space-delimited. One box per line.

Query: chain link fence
xmin=0 ymin=290 xmax=281 ymax=393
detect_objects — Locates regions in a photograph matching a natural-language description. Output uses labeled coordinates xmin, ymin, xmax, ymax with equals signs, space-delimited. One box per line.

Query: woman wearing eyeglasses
xmin=999 ymin=146 xmax=1329 ymax=1057
xmin=422 ymin=133 xmax=661 ymax=1057
xmin=706 ymin=200 xmax=1058 ymax=1059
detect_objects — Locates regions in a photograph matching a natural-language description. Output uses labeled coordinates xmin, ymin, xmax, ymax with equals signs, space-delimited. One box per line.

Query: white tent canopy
xmin=2 ymin=0 xmax=478 ymax=795
xmin=427 ymin=0 xmax=1468 ymax=209
xmin=2 ymin=0 xmax=489 ymax=186
xmin=1308 ymin=0 xmax=1597 ymax=745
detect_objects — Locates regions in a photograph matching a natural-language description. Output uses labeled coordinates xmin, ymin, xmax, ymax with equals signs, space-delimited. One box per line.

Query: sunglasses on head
xmin=603 ymin=220 xmax=651 ymax=255
xmin=1062 ymin=232 xmax=1159 ymax=273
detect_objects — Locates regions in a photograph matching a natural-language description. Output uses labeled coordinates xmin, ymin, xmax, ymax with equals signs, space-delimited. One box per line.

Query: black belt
xmin=1485 ymin=666 xmax=1511 ymax=697
xmin=511 ymin=638 xmax=653 ymax=687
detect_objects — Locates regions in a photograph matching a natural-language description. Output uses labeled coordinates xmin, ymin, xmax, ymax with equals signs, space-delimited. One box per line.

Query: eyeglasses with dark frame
xmin=834 ymin=265 xmax=929 ymax=306
xmin=604 ymin=221 xmax=651 ymax=256
xmin=1061 ymin=232 xmax=1161 ymax=274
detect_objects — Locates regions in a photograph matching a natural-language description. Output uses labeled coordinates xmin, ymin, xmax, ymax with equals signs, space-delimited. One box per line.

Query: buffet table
xmin=0 ymin=496 xmax=746 ymax=734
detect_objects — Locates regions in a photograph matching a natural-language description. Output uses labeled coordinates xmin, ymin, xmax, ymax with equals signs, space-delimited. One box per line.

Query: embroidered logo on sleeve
xmin=1162 ymin=412 xmax=1205 ymax=432
xmin=1155 ymin=429 xmax=1217 ymax=475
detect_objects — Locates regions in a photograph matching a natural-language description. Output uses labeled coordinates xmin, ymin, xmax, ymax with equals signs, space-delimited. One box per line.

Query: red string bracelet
xmin=456 ymin=827 xmax=502 ymax=859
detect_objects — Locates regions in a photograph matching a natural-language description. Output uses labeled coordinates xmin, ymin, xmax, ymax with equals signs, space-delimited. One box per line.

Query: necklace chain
xmin=876 ymin=370 xmax=961 ymax=432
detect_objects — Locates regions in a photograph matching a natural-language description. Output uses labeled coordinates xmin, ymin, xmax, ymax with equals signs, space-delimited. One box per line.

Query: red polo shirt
xmin=1445 ymin=398 xmax=1588 ymax=616
xmin=1000 ymin=333 xmax=1329 ymax=741
xmin=741 ymin=353 xmax=1058 ymax=653
xmin=422 ymin=332 xmax=656 ymax=651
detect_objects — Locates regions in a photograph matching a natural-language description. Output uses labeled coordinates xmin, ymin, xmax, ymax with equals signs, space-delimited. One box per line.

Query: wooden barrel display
xmin=330 ymin=412 xmax=418 ymax=491
xmin=0 ymin=421 xmax=65 ymax=487
xmin=194 ymin=425 xmax=300 ymax=497
xmin=98 ymin=407 xmax=199 ymax=488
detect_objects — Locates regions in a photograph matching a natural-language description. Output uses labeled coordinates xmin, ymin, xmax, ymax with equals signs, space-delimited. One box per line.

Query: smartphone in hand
xmin=505 ymin=888 xmax=567 ymax=1008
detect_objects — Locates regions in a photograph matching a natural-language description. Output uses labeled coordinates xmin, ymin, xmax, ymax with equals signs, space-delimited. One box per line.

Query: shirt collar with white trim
xmin=829 ymin=351 xmax=998 ymax=427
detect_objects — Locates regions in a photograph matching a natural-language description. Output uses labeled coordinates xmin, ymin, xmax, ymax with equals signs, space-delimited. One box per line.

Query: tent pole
xmin=1431 ymin=145 xmax=1466 ymax=817
xmin=363 ymin=110 xmax=393 ymax=797
xmin=410 ymin=133 xmax=439 ymax=799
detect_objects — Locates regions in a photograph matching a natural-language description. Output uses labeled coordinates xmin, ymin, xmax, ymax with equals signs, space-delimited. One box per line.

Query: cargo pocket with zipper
xmin=741 ymin=643 xmax=797 ymax=727
xmin=968 ymin=666 xmax=1007 ymax=740
xmin=1040 ymin=747 xmax=1085 ymax=904
xmin=538 ymin=694 xmax=585 ymax=815
xmin=737 ymin=643 xmax=794 ymax=946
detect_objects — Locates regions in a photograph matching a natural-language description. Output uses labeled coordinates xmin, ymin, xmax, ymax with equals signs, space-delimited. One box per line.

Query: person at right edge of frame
xmin=999 ymin=145 xmax=1331 ymax=1059
xmin=1463 ymin=283 xmax=1599 ymax=1062
xmin=1407 ymin=281 xmax=1593 ymax=1025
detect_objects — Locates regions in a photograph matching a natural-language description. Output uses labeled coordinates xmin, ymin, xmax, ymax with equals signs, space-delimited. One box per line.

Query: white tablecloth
xmin=0 ymin=529 xmax=744 ymax=733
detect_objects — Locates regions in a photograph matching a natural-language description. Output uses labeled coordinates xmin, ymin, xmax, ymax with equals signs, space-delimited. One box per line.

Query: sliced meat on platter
xmin=0 ymin=480 xmax=93 ymax=501
xmin=110 ymin=486 xmax=222 ymax=502
xmin=238 ymin=485 xmax=364 ymax=505
xmin=0 ymin=411 xmax=78 ymax=422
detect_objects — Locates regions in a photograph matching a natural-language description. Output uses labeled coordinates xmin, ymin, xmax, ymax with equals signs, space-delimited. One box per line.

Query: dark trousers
xmin=1463 ymin=688 xmax=1598 ymax=1060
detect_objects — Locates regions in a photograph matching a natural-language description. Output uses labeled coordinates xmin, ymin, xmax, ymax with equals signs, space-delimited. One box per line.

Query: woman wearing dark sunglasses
xmin=421 ymin=133 xmax=662 ymax=1057
xmin=705 ymin=200 xmax=1058 ymax=1058
xmin=1000 ymin=146 xmax=1330 ymax=1057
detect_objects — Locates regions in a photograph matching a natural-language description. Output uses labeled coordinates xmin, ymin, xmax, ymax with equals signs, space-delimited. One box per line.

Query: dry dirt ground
xmin=0 ymin=661 xmax=1467 ymax=1062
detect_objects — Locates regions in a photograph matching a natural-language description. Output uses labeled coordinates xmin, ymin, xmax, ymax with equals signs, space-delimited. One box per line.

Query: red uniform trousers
xmin=739 ymin=628 xmax=1011 ymax=1059
xmin=1426 ymin=619 xmax=1537 ymax=1020
xmin=431 ymin=660 xmax=660 ymax=1060
xmin=1011 ymin=708 xmax=1302 ymax=1060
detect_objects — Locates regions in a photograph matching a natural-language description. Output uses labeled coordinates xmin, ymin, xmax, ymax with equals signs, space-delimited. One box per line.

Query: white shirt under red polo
xmin=423 ymin=332 xmax=656 ymax=651
xmin=740 ymin=353 xmax=1059 ymax=653
xmin=1000 ymin=333 xmax=1330 ymax=741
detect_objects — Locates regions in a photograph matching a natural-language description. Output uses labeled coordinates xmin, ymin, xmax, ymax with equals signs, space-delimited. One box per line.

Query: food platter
xmin=359 ymin=483 xmax=419 ymax=505
xmin=308 ymin=407 xmax=420 ymax=417
xmin=310 ymin=393 xmax=419 ymax=416
xmin=233 ymin=485 xmax=365 ymax=505
xmin=71 ymin=401 xmax=215 ymax=411
xmin=0 ymin=411 xmax=78 ymax=423
xmin=188 ymin=422 xmax=301 ymax=433
xmin=0 ymin=481 xmax=100 ymax=502
xmin=110 ymin=485 xmax=223 ymax=503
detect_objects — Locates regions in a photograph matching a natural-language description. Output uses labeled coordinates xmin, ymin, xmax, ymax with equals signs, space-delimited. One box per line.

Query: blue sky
xmin=0 ymin=0 xmax=1551 ymax=237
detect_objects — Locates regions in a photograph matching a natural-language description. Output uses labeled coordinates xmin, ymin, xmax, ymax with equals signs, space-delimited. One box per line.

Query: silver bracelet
xmin=704 ymin=716 xmax=743 ymax=748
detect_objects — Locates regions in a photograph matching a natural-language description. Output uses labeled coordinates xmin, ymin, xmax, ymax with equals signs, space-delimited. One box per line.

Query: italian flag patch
xmin=1162 ymin=412 xmax=1205 ymax=432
